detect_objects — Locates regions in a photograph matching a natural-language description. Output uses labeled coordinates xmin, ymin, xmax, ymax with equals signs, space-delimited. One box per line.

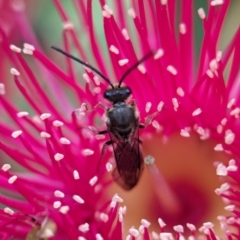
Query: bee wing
xmin=108 ymin=128 xmax=143 ymax=190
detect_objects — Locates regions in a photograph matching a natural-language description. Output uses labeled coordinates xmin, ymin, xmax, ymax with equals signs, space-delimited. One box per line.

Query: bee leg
xmin=84 ymin=102 xmax=108 ymax=111
xmin=88 ymin=127 xmax=108 ymax=135
xmin=96 ymin=140 xmax=113 ymax=172
xmin=139 ymin=111 xmax=159 ymax=128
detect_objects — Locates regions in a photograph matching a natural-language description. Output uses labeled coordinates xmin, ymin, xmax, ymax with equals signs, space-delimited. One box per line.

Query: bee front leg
xmin=96 ymin=140 xmax=113 ymax=173
xmin=139 ymin=111 xmax=159 ymax=129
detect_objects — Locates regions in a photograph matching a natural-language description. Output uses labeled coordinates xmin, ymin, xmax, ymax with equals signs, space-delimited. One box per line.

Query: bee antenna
xmin=118 ymin=51 xmax=154 ymax=87
xmin=51 ymin=46 xmax=114 ymax=88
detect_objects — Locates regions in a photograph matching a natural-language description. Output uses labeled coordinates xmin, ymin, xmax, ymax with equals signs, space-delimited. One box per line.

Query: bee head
xmin=104 ymin=86 xmax=132 ymax=103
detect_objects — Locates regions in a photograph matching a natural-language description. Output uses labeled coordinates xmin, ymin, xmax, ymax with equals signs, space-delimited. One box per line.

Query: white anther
xmin=109 ymin=45 xmax=119 ymax=54
xmin=82 ymin=73 xmax=91 ymax=83
xmin=103 ymin=4 xmax=113 ymax=15
xmin=138 ymin=64 xmax=146 ymax=74
xmin=141 ymin=219 xmax=150 ymax=228
xmin=79 ymin=223 xmax=89 ymax=232
xmin=54 ymin=153 xmax=64 ymax=161
xmin=129 ymin=228 xmax=139 ymax=237
xmin=230 ymin=107 xmax=240 ymax=117
xmin=40 ymin=132 xmax=51 ymax=138
xmin=63 ymin=21 xmax=74 ymax=30
xmin=161 ymin=0 xmax=168 ymax=5
xmin=157 ymin=101 xmax=164 ymax=112
xmin=81 ymin=149 xmax=94 ymax=156
xmin=180 ymin=129 xmax=190 ymax=137
xmin=23 ymin=43 xmax=35 ymax=51
xmin=112 ymin=194 xmax=123 ymax=203
xmin=145 ymin=102 xmax=152 ymax=113
xmin=40 ymin=113 xmax=51 ymax=120
xmin=4 ymin=207 xmax=14 ymax=215
xmin=158 ymin=218 xmax=166 ymax=228
xmin=227 ymin=98 xmax=235 ymax=109
xmin=211 ymin=0 xmax=224 ymax=6
xmin=17 ymin=111 xmax=29 ymax=117
xmin=10 ymin=45 xmax=21 ymax=53
xmin=73 ymin=170 xmax=80 ymax=180
xmin=198 ymin=8 xmax=206 ymax=19
xmin=192 ymin=108 xmax=202 ymax=116
xmin=206 ymin=69 xmax=214 ymax=78
xmin=10 ymin=68 xmax=20 ymax=75
xmin=73 ymin=195 xmax=84 ymax=204
xmin=214 ymin=144 xmax=223 ymax=151
xmin=144 ymin=155 xmax=155 ymax=165
xmin=59 ymin=205 xmax=69 ymax=214
xmin=89 ymin=176 xmax=98 ymax=186
xmin=118 ymin=59 xmax=129 ymax=66
xmin=179 ymin=23 xmax=187 ymax=34
xmin=11 ymin=130 xmax=22 ymax=138
xmin=154 ymin=48 xmax=164 ymax=59
xmin=225 ymin=131 xmax=235 ymax=145
xmin=96 ymin=233 xmax=103 ymax=240
xmin=216 ymin=51 xmax=222 ymax=62
xmin=176 ymin=87 xmax=184 ymax=97
xmin=152 ymin=120 xmax=161 ymax=131
xmin=2 ymin=164 xmax=11 ymax=172
xmin=59 ymin=137 xmax=71 ymax=144
xmin=209 ymin=59 xmax=218 ymax=72
xmin=216 ymin=163 xmax=227 ymax=176
xmin=100 ymin=213 xmax=109 ymax=222
xmin=54 ymin=190 xmax=65 ymax=198
xmin=186 ymin=223 xmax=196 ymax=231
xmin=0 ymin=83 xmax=5 ymax=95
xmin=121 ymin=28 xmax=129 ymax=40
xmin=167 ymin=65 xmax=177 ymax=75
xmin=8 ymin=175 xmax=17 ymax=184
xmin=93 ymin=76 xmax=100 ymax=85
xmin=225 ymin=205 xmax=235 ymax=211
xmin=52 ymin=120 xmax=64 ymax=127
xmin=53 ymin=201 xmax=61 ymax=209
xmin=173 ymin=225 xmax=184 ymax=233
xmin=172 ymin=98 xmax=179 ymax=110
xmin=128 ymin=8 xmax=136 ymax=18
xmin=106 ymin=162 xmax=113 ymax=172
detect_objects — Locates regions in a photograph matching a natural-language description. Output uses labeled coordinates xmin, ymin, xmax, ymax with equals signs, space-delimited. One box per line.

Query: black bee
xmin=52 ymin=46 xmax=156 ymax=190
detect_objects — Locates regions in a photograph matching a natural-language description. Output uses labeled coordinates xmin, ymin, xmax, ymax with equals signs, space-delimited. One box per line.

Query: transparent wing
xmin=108 ymin=128 xmax=143 ymax=190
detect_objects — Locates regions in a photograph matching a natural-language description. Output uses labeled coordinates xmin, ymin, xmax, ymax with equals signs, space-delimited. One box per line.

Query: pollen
xmin=198 ymin=8 xmax=206 ymax=19
xmin=73 ymin=195 xmax=84 ymax=204
xmin=145 ymin=102 xmax=152 ymax=113
xmin=17 ymin=111 xmax=29 ymax=117
xmin=176 ymin=87 xmax=185 ymax=97
xmin=89 ymin=176 xmax=98 ymax=186
xmin=0 ymin=83 xmax=5 ymax=95
xmin=167 ymin=65 xmax=177 ymax=75
xmin=11 ymin=130 xmax=22 ymax=138
xmin=10 ymin=68 xmax=20 ymax=75
xmin=173 ymin=225 xmax=184 ymax=233
xmin=192 ymin=108 xmax=202 ymax=116
xmin=128 ymin=8 xmax=136 ymax=19
xmin=40 ymin=132 xmax=51 ymax=138
xmin=112 ymin=194 xmax=123 ymax=203
xmin=78 ymin=223 xmax=89 ymax=232
xmin=1 ymin=164 xmax=11 ymax=172
xmin=54 ymin=190 xmax=65 ymax=198
xmin=154 ymin=48 xmax=164 ymax=59
xmin=10 ymin=44 xmax=21 ymax=53
xmin=214 ymin=144 xmax=224 ymax=151
xmin=59 ymin=137 xmax=71 ymax=144
xmin=4 ymin=207 xmax=14 ymax=215
xmin=40 ymin=113 xmax=51 ymax=120
xmin=53 ymin=201 xmax=61 ymax=209
xmin=121 ymin=28 xmax=130 ymax=40
xmin=8 ymin=175 xmax=17 ymax=184
xmin=63 ymin=21 xmax=74 ymax=30
xmin=179 ymin=23 xmax=187 ymax=34
xmin=73 ymin=170 xmax=80 ymax=179
xmin=118 ymin=59 xmax=129 ymax=66
xmin=54 ymin=153 xmax=64 ymax=161
xmin=109 ymin=45 xmax=119 ymax=54
xmin=59 ymin=205 xmax=69 ymax=214
xmin=81 ymin=149 xmax=94 ymax=156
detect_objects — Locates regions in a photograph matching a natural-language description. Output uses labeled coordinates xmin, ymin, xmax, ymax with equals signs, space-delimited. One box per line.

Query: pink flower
xmin=0 ymin=0 xmax=240 ymax=239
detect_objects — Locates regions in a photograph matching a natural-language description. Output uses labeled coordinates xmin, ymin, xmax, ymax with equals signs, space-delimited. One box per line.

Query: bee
xmin=52 ymin=46 xmax=158 ymax=190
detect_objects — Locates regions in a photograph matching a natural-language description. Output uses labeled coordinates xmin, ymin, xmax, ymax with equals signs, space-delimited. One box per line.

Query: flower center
xmin=109 ymin=133 xmax=228 ymax=236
